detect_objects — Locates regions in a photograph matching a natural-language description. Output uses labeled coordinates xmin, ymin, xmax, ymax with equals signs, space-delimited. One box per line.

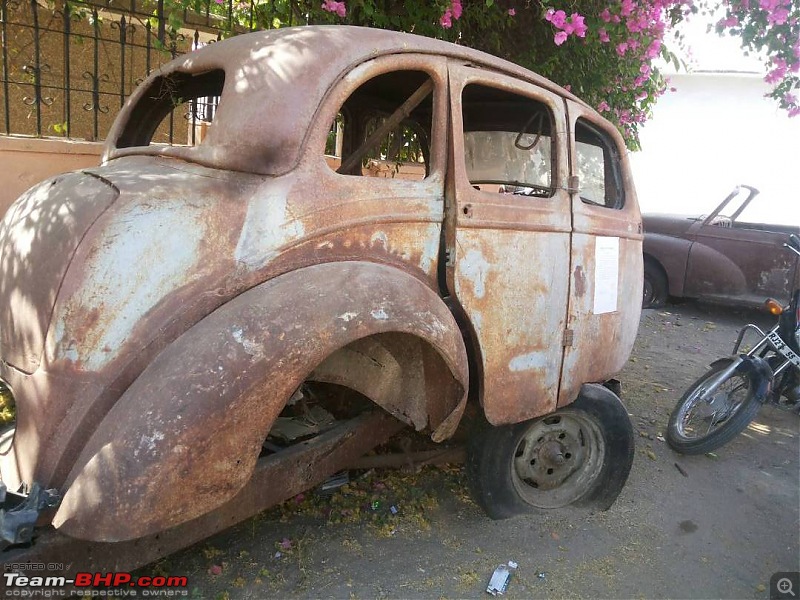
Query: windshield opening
xmin=115 ymin=69 xmax=225 ymax=149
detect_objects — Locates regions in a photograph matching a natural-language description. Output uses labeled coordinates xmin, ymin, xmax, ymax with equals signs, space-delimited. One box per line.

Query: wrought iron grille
xmin=0 ymin=0 xmax=271 ymax=143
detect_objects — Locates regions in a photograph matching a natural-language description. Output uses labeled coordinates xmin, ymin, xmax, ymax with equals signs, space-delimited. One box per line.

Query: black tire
xmin=642 ymin=259 xmax=668 ymax=309
xmin=666 ymin=359 xmax=762 ymax=455
xmin=466 ymin=384 xmax=634 ymax=520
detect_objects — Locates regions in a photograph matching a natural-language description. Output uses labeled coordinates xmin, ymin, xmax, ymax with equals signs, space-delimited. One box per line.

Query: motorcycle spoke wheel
xmin=667 ymin=360 xmax=762 ymax=455
xmin=676 ymin=374 xmax=749 ymax=440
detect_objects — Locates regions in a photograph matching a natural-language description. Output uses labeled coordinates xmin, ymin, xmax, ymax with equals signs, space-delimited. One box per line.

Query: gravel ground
xmin=138 ymin=302 xmax=800 ymax=599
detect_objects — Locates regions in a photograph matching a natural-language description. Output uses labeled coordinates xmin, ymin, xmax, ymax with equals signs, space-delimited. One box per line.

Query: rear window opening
xmin=328 ymin=70 xmax=434 ymax=181
xmin=115 ymin=69 xmax=225 ymax=148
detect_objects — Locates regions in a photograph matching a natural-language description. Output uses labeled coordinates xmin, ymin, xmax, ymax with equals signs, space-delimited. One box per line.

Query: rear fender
xmin=52 ymin=262 xmax=468 ymax=541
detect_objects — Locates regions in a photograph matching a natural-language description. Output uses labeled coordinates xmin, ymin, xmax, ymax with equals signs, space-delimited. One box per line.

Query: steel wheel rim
xmin=511 ymin=411 xmax=605 ymax=509
xmin=675 ymin=369 xmax=750 ymax=440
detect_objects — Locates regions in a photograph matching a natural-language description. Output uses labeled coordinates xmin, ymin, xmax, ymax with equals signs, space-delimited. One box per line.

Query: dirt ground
xmin=139 ymin=302 xmax=800 ymax=599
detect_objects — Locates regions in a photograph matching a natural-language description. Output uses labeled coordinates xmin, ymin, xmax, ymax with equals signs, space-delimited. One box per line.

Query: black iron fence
xmin=0 ymin=0 xmax=272 ymax=142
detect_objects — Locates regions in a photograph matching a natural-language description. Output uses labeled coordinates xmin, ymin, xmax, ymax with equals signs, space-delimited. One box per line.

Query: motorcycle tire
xmin=466 ymin=384 xmax=634 ymax=520
xmin=667 ymin=359 xmax=762 ymax=455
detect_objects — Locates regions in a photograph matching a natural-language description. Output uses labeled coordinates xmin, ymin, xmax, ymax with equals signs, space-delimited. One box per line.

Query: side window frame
xmin=574 ymin=117 xmax=626 ymax=210
xmin=307 ymin=55 xmax=447 ymax=183
xmin=449 ymin=66 xmax=570 ymax=212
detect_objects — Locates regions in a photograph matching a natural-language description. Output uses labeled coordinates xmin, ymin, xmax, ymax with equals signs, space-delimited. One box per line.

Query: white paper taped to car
xmin=593 ymin=236 xmax=619 ymax=314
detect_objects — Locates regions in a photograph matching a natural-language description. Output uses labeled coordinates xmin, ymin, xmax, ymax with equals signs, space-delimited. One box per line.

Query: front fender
xmin=643 ymin=233 xmax=692 ymax=297
xmin=52 ymin=262 xmax=468 ymax=541
xmin=709 ymin=356 xmax=772 ymax=403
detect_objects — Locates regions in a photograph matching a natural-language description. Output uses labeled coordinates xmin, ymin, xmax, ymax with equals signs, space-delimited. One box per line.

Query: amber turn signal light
xmin=764 ymin=298 xmax=783 ymax=315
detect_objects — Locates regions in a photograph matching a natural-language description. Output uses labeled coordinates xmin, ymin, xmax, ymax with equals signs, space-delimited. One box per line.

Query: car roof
xmin=104 ymin=25 xmax=591 ymax=175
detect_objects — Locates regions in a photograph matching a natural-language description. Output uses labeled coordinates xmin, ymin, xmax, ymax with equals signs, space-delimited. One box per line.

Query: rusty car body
xmin=642 ymin=185 xmax=800 ymax=308
xmin=0 ymin=26 xmax=642 ymax=570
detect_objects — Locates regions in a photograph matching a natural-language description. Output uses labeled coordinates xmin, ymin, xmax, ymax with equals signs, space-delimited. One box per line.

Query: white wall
xmin=629 ymin=71 xmax=800 ymax=224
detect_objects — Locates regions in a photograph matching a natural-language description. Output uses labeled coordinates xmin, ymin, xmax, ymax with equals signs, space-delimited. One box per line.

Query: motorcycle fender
xmin=52 ymin=262 xmax=468 ymax=542
xmin=734 ymin=356 xmax=773 ymax=403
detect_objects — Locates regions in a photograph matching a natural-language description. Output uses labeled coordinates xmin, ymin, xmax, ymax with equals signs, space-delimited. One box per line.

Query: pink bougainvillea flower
xmin=546 ymin=9 xmax=567 ymax=28
xmin=600 ymin=8 xmax=612 ymax=22
xmin=570 ymin=13 xmax=588 ymax=37
xmin=784 ymin=92 xmax=798 ymax=105
xmin=508 ymin=8 xmax=516 ymax=16
xmin=620 ymin=0 xmax=635 ymax=17
xmin=554 ymin=31 xmax=569 ymax=45
xmin=718 ymin=15 xmax=739 ymax=27
xmin=440 ymin=7 xmax=452 ymax=28
xmin=768 ymin=8 xmax=789 ymax=25
xmin=616 ymin=42 xmax=628 ymax=56
xmin=321 ymin=0 xmax=346 ymax=17
xmin=789 ymin=107 xmax=800 ymax=118
xmin=597 ymin=100 xmax=611 ymax=112
xmin=640 ymin=63 xmax=651 ymax=76
xmin=451 ymin=0 xmax=462 ymax=19
xmin=599 ymin=28 xmax=610 ymax=42
xmin=646 ymin=39 xmax=661 ymax=59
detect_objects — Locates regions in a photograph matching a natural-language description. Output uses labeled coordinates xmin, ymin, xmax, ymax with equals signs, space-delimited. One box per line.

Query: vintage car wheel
xmin=642 ymin=259 xmax=668 ymax=308
xmin=466 ymin=384 xmax=634 ymax=519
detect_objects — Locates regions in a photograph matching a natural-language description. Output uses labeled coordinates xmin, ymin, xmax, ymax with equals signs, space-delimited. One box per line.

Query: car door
xmin=683 ymin=190 xmax=798 ymax=305
xmin=557 ymin=101 xmax=643 ymax=407
xmin=445 ymin=63 xmax=572 ymax=425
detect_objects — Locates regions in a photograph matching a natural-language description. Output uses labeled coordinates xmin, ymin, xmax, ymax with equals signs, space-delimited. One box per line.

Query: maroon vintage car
xmin=643 ymin=185 xmax=800 ymax=308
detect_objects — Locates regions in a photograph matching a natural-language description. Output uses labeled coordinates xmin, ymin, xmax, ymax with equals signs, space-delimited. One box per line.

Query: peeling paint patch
xmin=458 ymin=249 xmax=489 ymax=299
xmin=418 ymin=223 xmax=441 ymax=275
xmin=370 ymin=231 xmax=389 ymax=250
xmin=234 ymin=179 xmax=302 ymax=269
xmin=55 ymin=201 xmax=205 ymax=371
xmin=338 ymin=311 xmax=359 ymax=322
xmin=509 ymin=351 xmax=548 ymax=372
xmin=471 ymin=310 xmax=483 ymax=337
xmin=138 ymin=430 xmax=165 ymax=457
xmin=232 ymin=326 xmax=263 ymax=357
xmin=573 ymin=265 xmax=586 ymax=297
xmin=371 ymin=308 xmax=389 ymax=320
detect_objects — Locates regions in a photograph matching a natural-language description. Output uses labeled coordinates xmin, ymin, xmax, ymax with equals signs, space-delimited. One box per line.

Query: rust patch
xmin=573 ymin=265 xmax=586 ymax=297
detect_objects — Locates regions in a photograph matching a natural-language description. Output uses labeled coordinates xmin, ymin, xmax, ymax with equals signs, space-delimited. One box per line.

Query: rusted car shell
xmin=103 ymin=26 xmax=593 ymax=175
xmin=0 ymin=26 xmax=641 ymax=545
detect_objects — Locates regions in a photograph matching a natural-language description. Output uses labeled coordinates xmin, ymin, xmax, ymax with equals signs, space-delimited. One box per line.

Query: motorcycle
xmin=666 ymin=234 xmax=800 ymax=455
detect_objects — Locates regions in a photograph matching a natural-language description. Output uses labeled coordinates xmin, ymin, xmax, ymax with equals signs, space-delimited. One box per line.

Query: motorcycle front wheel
xmin=667 ymin=359 xmax=762 ymax=455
